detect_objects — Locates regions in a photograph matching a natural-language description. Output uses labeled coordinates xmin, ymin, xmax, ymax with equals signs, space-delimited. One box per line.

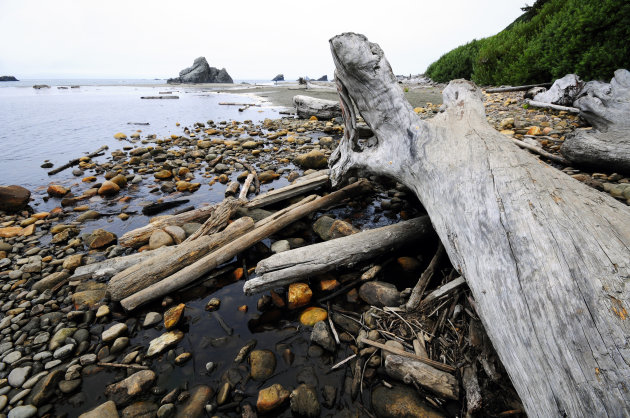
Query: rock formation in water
xmin=0 ymin=76 xmax=18 ymax=82
xmin=272 ymin=74 xmax=284 ymax=82
xmin=316 ymin=75 xmax=328 ymax=82
xmin=167 ymin=57 xmax=233 ymax=84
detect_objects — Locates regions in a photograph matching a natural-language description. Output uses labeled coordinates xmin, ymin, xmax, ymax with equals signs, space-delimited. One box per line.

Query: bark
xmin=329 ymin=33 xmax=630 ymax=417
xmin=244 ymin=217 xmax=431 ymax=294
xmin=120 ymin=180 xmax=372 ymax=310
xmin=108 ymin=217 xmax=254 ymax=301
xmin=119 ymin=199 xmax=238 ymax=247
xmin=561 ymin=69 xmax=630 ymax=172
xmin=293 ymin=95 xmax=341 ymax=120
xmin=385 ymin=354 xmax=459 ymax=400
xmin=182 ymin=199 xmax=243 ymax=243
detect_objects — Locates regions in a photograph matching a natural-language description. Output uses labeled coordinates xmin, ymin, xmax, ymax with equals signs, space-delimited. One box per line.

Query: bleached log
xmin=244 ymin=217 xmax=431 ymax=294
xmin=329 ymin=33 xmax=630 ymax=417
xmin=119 ymin=180 xmax=371 ymax=310
xmin=385 ymin=354 xmax=459 ymax=400
xmin=561 ymin=69 xmax=630 ymax=172
xmin=238 ymin=174 xmax=255 ymax=200
xmin=525 ymin=99 xmax=579 ymax=113
xmin=484 ymin=83 xmax=552 ymax=93
xmin=71 ymin=246 xmax=174 ymax=280
xmin=293 ymin=95 xmax=341 ymax=120
xmin=510 ymin=138 xmax=569 ymax=165
xmin=108 ymin=217 xmax=254 ymax=301
xmin=245 ymin=173 xmax=328 ymax=209
xmin=533 ymin=73 xmax=584 ymax=106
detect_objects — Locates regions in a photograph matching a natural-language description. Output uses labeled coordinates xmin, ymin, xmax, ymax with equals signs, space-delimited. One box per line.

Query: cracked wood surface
xmin=329 ymin=32 xmax=630 ymax=417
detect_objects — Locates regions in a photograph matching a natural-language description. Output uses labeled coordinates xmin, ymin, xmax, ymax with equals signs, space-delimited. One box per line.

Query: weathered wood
xmin=245 ymin=173 xmax=328 ymax=209
xmin=484 ymin=83 xmax=552 ymax=93
xmin=361 ymin=338 xmax=455 ymax=373
xmin=420 ymin=276 xmax=466 ymax=308
xmin=330 ymin=33 xmax=630 ymax=417
xmin=511 ymin=137 xmax=569 ymax=165
xmin=462 ymin=364 xmax=482 ymax=414
xmin=253 ymin=195 xmax=318 ymax=229
xmin=239 ymin=174 xmax=255 ymax=200
xmin=533 ymin=73 xmax=584 ymax=106
xmin=385 ymin=354 xmax=459 ymax=400
xmin=120 ymin=180 xmax=372 ymax=310
xmin=224 ymin=181 xmax=240 ymax=197
xmin=108 ymin=217 xmax=254 ymax=301
xmin=293 ymin=95 xmax=342 ymax=120
xmin=120 ymin=199 xmax=237 ymax=247
xmin=244 ymin=217 xmax=431 ymax=295
xmin=141 ymin=199 xmax=190 ymax=216
xmin=182 ymin=199 xmax=242 ymax=243
xmin=406 ymin=242 xmax=444 ymax=311
xmin=47 ymin=145 xmax=108 ymax=175
xmin=525 ymin=99 xmax=579 ymax=113
xmin=562 ymin=69 xmax=630 ymax=172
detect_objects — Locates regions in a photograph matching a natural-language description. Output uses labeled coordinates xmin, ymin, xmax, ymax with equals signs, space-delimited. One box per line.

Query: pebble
xmin=8 ymin=366 xmax=31 ymax=387
xmin=143 ymin=312 xmax=162 ymax=328
xmin=7 ymin=404 xmax=37 ymax=418
xmin=249 ymin=350 xmax=276 ymax=381
xmin=101 ymin=322 xmax=127 ymax=342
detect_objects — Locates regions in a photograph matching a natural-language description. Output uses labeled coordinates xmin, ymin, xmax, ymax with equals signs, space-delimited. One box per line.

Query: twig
xmin=359 ymin=338 xmax=456 ymax=373
xmin=406 ymin=242 xmax=444 ymax=311
xmin=327 ymin=302 xmax=340 ymax=345
xmin=511 ymin=138 xmax=569 ymax=165
xmin=330 ymin=354 xmax=356 ymax=371
xmin=97 ymin=362 xmax=149 ymax=370
xmin=47 ymin=145 xmax=109 ymax=175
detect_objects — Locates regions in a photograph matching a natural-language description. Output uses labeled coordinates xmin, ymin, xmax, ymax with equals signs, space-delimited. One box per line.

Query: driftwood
xmin=141 ymin=199 xmax=190 ymax=216
xmin=385 ymin=354 xmax=459 ymax=400
xmin=525 ymin=99 xmax=579 ymax=113
xmin=406 ymin=242 xmax=444 ymax=311
xmin=182 ymin=199 xmax=243 ymax=243
xmin=329 ymin=33 xmax=630 ymax=417
xmin=533 ymin=73 xmax=584 ymax=106
xmin=561 ymin=69 xmax=630 ymax=172
xmin=293 ymin=95 xmax=342 ymax=120
xmin=108 ymin=217 xmax=254 ymax=301
xmin=484 ymin=82 xmax=552 ymax=93
xmin=224 ymin=182 xmax=240 ymax=197
xmin=239 ymin=174 xmax=255 ymax=200
xmin=47 ymin=145 xmax=108 ymax=175
xmin=119 ymin=180 xmax=372 ymax=310
xmin=119 ymin=199 xmax=238 ymax=247
xmin=510 ymin=137 xmax=569 ymax=165
xmin=70 ymin=245 xmax=174 ymax=280
xmin=245 ymin=172 xmax=328 ymax=209
xmin=244 ymin=216 xmax=431 ymax=294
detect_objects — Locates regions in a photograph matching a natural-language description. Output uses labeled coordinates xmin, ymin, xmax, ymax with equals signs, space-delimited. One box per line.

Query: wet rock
xmin=299 ymin=307 xmax=327 ymax=326
xmin=62 ymin=253 xmax=83 ymax=271
xmin=294 ymin=150 xmax=328 ymax=169
xmin=216 ymin=382 xmax=231 ymax=405
xmin=205 ymin=298 xmax=220 ymax=312
xmin=249 ymin=350 xmax=276 ymax=381
xmin=322 ymin=385 xmax=336 ymax=408
xmin=105 ymin=370 xmax=156 ymax=405
xmin=371 ymin=384 xmax=443 ymax=418
xmin=154 ymin=170 xmax=172 ymax=180
xmin=256 ymin=383 xmax=290 ymax=413
xmin=163 ymin=303 xmax=185 ymax=329
xmin=143 ymin=312 xmax=162 ymax=328
xmin=271 ymin=240 xmax=290 ymax=253
xmin=177 ymin=385 xmax=214 ymax=417
xmin=312 ymin=215 xmax=334 ymax=240
xmin=290 ymin=384 xmax=320 ymax=417
xmin=49 ymin=327 xmax=77 ymax=350
xmin=59 ymin=378 xmax=82 ymax=394
xmin=147 ymin=330 xmax=184 ymax=356
xmin=122 ymin=401 xmax=158 ymax=418
xmin=28 ymin=369 xmax=63 ymax=406
xmin=47 ymin=184 xmax=69 ymax=197
xmin=359 ymin=281 xmax=401 ymax=307
xmin=149 ymin=229 xmax=174 ymax=250
xmin=77 ymin=210 xmax=101 ymax=222
xmin=163 ymin=225 xmax=186 ymax=244
xmin=8 ymin=366 xmax=31 ymax=387
xmin=157 ymin=403 xmax=174 ymax=418
xmin=7 ymin=405 xmax=37 ymax=418
xmin=258 ymin=170 xmax=280 ymax=184
xmin=72 ymin=283 xmax=107 ymax=309
xmin=78 ymin=400 xmax=119 ymax=418
xmin=174 ymin=352 xmax=191 ymax=365
xmin=32 ymin=271 xmax=70 ymax=292
xmin=331 ymin=312 xmax=361 ymax=334
xmin=110 ymin=174 xmax=128 ymax=188
xmin=98 ymin=181 xmax=121 ymax=196
xmin=397 ymin=256 xmax=421 ymax=272
xmin=311 ymin=320 xmax=335 ymax=352
xmin=287 ymin=282 xmax=312 ymax=309
xmin=84 ymin=229 xmax=117 ymax=249
xmin=0 ymin=185 xmax=31 ymax=212
xmin=102 ymin=322 xmax=128 ymax=342
xmin=96 ymin=304 xmax=110 ymax=318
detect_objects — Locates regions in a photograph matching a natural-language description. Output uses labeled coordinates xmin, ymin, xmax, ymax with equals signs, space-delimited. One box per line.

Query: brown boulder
xmin=0 ymin=185 xmax=31 ymax=212
xmin=47 ymin=184 xmax=69 ymax=197
xmin=98 ymin=181 xmax=120 ymax=196
xmin=85 ymin=229 xmax=117 ymax=249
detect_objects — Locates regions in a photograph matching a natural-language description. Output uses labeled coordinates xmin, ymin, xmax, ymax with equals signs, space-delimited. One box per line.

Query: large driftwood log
xmin=244 ymin=216 xmax=432 ymax=294
xmin=119 ymin=180 xmax=372 ymax=310
xmin=561 ymin=69 xmax=630 ymax=172
xmin=293 ymin=95 xmax=341 ymax=120
xmin=108 ymin=217 xmax=254 ymax=301
xmin=329 ymin=33 xmax=630 ymax=417
xmin=245 ymin=171 xmax=328 ymax=209
xmin=533 ymin=73 xmax=584 ymax=106
xmin=71 ymin=245 xmax=174 ymax=280
xmin=484 ymin=82 xmax=552 ymax=93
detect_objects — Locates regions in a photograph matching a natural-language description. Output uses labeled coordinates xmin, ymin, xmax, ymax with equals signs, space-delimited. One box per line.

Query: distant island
xmin=167 ymin=57 xmax=233 ymax=84
xmin=0 ymin=75 xmax=18 ymax=82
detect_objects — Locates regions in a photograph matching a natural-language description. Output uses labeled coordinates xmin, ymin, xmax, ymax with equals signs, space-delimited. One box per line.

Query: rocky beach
xmin=0 ymin=77 xmax=629 ymax=418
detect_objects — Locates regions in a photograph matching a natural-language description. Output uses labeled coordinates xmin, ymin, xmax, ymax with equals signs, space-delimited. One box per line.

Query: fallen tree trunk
xmin=119 ymin=199 xmax=239 ymax=247
xmin=561 ymin=69 xmax=630 ymax=172
xmin=47 ymin=145 xmax=108 ymax=175
xmin=245 ymin=172 xmax=328 ymax=209
xmin=525 ymin=99 xmax=579 ymax=113
xmin=108 ymin=217 xmax=254 ymax=301
xmin=484 ymin=82 xmax=552 ymax=93
xmin=293 ymin=95 xmax=341 ymax=120
xmin=119 ymin=180 xmax=372 ymax=310
xmin=71 ymin=245 xmax=174 ymax=280
xmin=329 ymin=33 xmax=630 ymax=417
xmin=244 ymin=216 xmax=432 ymax=294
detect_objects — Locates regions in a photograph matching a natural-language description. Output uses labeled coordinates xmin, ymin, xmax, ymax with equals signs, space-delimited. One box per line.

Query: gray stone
xmin=59 ymin=378 xmax=82 ymax=394
xmin=105 ymin=370 xmax=156 ymax=405
xmin=311 ymin=321 xmax=336 ymax=352
xmin=80 ymin=353 xmax=97 ymax=366
xmin=271 ymin=240 xmax=290 ymax=254
xmin=290 ymin=384 xmax=320 ymax=417
xmin=167 ymin=57 xmax=233 ymax=84
xmin=148 ymin=229 xmax=173 ymax=250
xmin=53 ymin=343 xmax=75 ymax=359
xmin=142 ymin=312 xmax=161 ymax=328
xmin=78 ymin=400 xmax=119 ymax=418
xmin=359 ymin=281 xmax=401 ymax=307
xmin=8 ymin=366 xmax=31 ymax=387
xmin=3 ymin=350 xmax=22 ymax=364
xmin=0 ymin=394 xmax=6 ymax=410
xmin=49 ymin=328 xmax=77 ymax=350
xmin=157 ymin=403 xmax=175 ymax=418
xmin=22 ymin=371 xmax=48 ymax=389
xmin=7 ymin=404 xmax=37 ymax=418
xmin=163 ymin=226 xmax=186 ymax=244
xmin=181 ymin=223 xmax=201 ymax=237
xmin=121 ymin=401 xmax=158 ymax=418
xmin=102 ymin=323 xmax=127 ymax=342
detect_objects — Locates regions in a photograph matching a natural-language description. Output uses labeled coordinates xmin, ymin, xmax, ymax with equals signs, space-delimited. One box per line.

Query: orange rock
xmin=154 ymin=170 xmax=173 ymax=180
xmin=238 ymin=305 xmax=248 ymax=312
xmin=119 ymin=196 xmax=132 ymax=203
xmin=232 ymin=268 xmax=244 ymax=281
xmin=73 ymin=205 xmax=89 ymax=212
xmin=178 ymin=167 xmax=190 ymax=177
xmin=164 ymin=303 xmax=185 ymax=330
xmin=256 ymin=384 xmax=290 ymax=413
xmin=218 ymin=174 xmax=229 ymax=184
xmin=543 ymin=126 xmax=553 ymax=135
xmin=110 ymin=174 xmax=128 ymax=187
xmin=270 ymin=290 xmax=285 ymax=308
xmin=32 ymin=212 xmax=50 ymax=220
xmin=397 ymin=256 xmax=421 ymax=272
xmin=47 ymin=184 xmax=69 ymax=197
xmin=299 ymin=307 xmax=328 ymax=326
xmin=51 ymin=207 xmax=63 ymax=214
xmin=287 ymin=283 xmax=312 ymax=309
xmin=346 ymin=288 xmax=359 ymax=303
xmin=21 ymin=224 xmax=35 ymax=237
xmin=0 ymin=227 xmax=23 ymax=238
xmin=309 ymin=116 xmax=318 ymax=121
xmin=526 ymin=126 xmax=542 ymax=136
xmin=98 ymin=181 xmax=120 ymax=196
xmin=319 ymin=278 xmax=340 ymax=292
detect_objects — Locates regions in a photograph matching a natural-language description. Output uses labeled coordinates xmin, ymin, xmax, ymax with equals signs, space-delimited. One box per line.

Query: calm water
xmin=0 ymin=80 xmax=282 ymax=188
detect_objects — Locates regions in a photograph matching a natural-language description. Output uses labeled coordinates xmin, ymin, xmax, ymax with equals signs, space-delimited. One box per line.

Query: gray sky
xmin=0 ymin=0 xmax=527 ymax=80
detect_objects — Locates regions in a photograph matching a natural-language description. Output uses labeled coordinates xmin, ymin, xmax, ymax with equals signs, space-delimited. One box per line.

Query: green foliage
xmin=425 ymin=0 xmax=630 ymax=85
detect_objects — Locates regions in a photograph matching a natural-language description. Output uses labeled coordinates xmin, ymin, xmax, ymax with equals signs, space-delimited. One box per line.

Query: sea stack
xmin=167 ymin=57 xmax=233 ymax=84
xmin=0 ymin=75 xmax=18 ymax=81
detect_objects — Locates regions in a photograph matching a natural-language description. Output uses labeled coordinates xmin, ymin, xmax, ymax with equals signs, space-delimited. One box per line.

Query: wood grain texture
xmin=245 ymin=173 xmax=328 ymax=209
xmin=244 ymin=216 xmax=431 ymax=294
xmin=329 ymin=32 xmax=630 ymax=417
xmin=385 ymin=354 xmax=459 ymax=400
xmin=293 ymin=95 xmax=341 ymax=120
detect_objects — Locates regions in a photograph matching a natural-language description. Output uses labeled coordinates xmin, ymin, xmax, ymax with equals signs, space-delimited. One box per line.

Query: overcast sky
xmin=0 ymin=0 xmax=527 ymax=80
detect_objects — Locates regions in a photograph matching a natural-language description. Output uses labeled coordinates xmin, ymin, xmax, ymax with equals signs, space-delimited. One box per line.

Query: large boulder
xmin=167 ymin=57 xmax=233 ymax=84
xmin=272 ymin=74 xmax=284 ymax=82
xmin=0 ymin=185 xmax=30 ymax=212
xmin=533 ymin=73 xmax=584 ymax=106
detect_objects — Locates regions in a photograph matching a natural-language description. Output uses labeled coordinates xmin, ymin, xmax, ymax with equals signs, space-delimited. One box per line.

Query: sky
xmin=0 ymin=0 xmax=528 ymax=80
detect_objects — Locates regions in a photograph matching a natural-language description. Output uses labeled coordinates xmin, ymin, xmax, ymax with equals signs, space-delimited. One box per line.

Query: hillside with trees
xmin=425 ymin=0 xmax=630 ymax=85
